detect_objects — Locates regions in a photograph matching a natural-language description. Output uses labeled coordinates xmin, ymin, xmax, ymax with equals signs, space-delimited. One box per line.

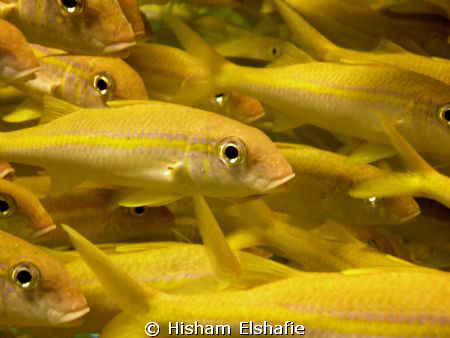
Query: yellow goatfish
xmin=126 ymin=43 xmax=265 ymax=123
xmin=168 ymin=17 xmax=450 ymax=155
xmin=221 ymin=200 xmax=414 ymax=271
xmin=20 ymin=240 xmax=296 ymax=337
xmin=0 ymin=97 xmax=293 ymax=206
xmin=264 ymin=143 xmax=420 ymax=225
xmin=30 ymin=188 xmax=176 ymax=248
xmin=0 ymin=229 xmax=89 ymax=327
xmin=275 ymin=0 xmax=450 ymax=86
xmin=0 ymin=0 xmax=135 ymax=55
xmin=63 ymin=224 xmax=450 ymax=337
xmin=0 ymin=177 xmax=55 ymax=239
xmin=350 ymin=112 xmax=450 ymax=208
xmin=0 ymin=19 xmax=38 ymax=82
xmin=282 ymin=0 xmax=450 ymax=57
xmin=4 ymin=53 xmax=148 ymax=123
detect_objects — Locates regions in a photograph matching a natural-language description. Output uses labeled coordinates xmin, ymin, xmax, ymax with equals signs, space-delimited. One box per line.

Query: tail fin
xmin=168 ymin=16 xmax=229 ymax=75
xmin=350 ymin=112 xmax=450 ymax=208
xmin=274 ymin=0 xmax=339 ymax=59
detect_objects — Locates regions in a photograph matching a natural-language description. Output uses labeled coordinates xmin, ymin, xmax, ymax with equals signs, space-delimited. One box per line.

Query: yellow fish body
xmin=23 ymin=241 xmax=297 ymax=336
xmin=0 ymin=97 xmax=293 ymax=204
xmin=64 ymin=225 xmax=450 ymax=338
xmin=264 ymin=143 xmax=420 ymax=225
xmin=169 ymin=18 xmax=450 ymax=155
xmin=0 ymin=0 xmax=135 ymax=55
xmin=126 ymin=43 xmax=265 ymax=123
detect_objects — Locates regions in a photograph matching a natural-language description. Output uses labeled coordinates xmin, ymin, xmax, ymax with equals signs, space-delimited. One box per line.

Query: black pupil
xmin=271 ymin=47 xmax=278 ymax=55
xmin=444 ymin=109 xmax=450 ymax=122
xmin=0 ymin=200 xmax=10 ymax=212
xmin=96 ymin=78 xmax=108 ymax=91
xmin=133 ymin=207 xmax=145 ymax=215
xmin=215 ymin=93 xmax=224 ymax=99
xmin=17 ymin=270 xmax=32 ymax=284
xmin=225 ymin=145 xmax=239 ymax=160
xmin=62 ymin=0 xmax=77 ymax=8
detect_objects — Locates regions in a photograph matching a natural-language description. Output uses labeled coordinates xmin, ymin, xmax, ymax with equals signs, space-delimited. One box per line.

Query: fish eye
xmin=214 ymin=93 xmax=228 ymax=107
xmin=92 ymin=73 xmax=114 ymax=97
xmin=129 ymin=206 xmax=148 ymax=217
xmin=438 ymin=104 xmax=450 ymax=126
xmin=269 ymin=46 xmax=282 ymax=59
xmin=0 ymin=194 xmax=16 ymax=217
xmin=9 ymin=262 xmax=40 ymax=290
xmin=57 ymin=0 xmax=85 ymax=15
xmin=219 ymin=137 xmax=246 ymax=165
xmin=364 ymin=239 xmax=379 ymax=250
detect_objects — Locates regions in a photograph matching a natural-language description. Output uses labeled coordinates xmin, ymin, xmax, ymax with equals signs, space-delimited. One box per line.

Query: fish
xmin=281 ymin=0 xmax=450 ymax=57
xmin=22 ymin=241 xmax=298 ymax=336
xmin=0 ymin=19 xmax=39 ymax=82
xmin=0 ymin=0 xmax=135 ymax=55
xmin=30 ymin=187 xmax=177 ymax=248
xmin=0 ymin=177 xmax=55 ymax=239
xmin=350 ymin=111 xmax=450 ymax=208
xmin=4 ymin=53 xmax=149 ymax=122
xmin=63 ymin=224 xmax=450 ymax=337
xmin=126 ymin=43 xmax=265 ymax=123
xmin=220 ymin=199 xmax=414 ymax=271
xmin=0 ymin=96 xmax=294 ymax=206
xmin=275 ymin=0 xmax=450 ymax=86
xmin=0 ymin=229 xmax=89 ymax=326
xmin=264 ymin=143 xmax=420 ymax=225
xmin=168 ymin=17 xmax=450 ymax=156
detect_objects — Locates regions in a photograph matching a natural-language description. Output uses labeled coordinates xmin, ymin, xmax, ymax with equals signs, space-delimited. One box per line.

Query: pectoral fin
xmin=192 ymin=195 xmax=242 ymax=283
xmin=348 ymin=141 xmax=397 ymax=163
xmin=2 ymin=98 xmax=42 ymax=123
xmin=41 ymin=96 xmax=78 ymax=124
xmin=116 ymin=189 xmax=182 ymax=207
xmin=46 ymin=168 xmax=85 ymax=196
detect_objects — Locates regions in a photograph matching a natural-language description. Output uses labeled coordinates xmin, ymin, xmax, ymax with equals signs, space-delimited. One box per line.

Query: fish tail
xmin=350 ymin=112 xmax=450 ymax=208
xmin=168 ymin=16 xmax=232 ymax=90
xmin=274 ymin=0 xmax=341 ymax=59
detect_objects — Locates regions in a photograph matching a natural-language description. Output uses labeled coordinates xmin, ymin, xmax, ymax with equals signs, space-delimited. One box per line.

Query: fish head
xmin=0 ymin=20 xmax=38 ymax=81
xmin=87 ymin=57 xmax=149 ymax=102
xmin=360 ymin=195 xmax=421 ymax=225
xmin=210 ymin=92 xmax=265 ymax=123
xmin=189 ymin=121 xmax=294 ymax=198
xmin=0 ymin=231 xmax=88 ymax=326
xmin=105 ymin=206 xmax=175 ymax=241
xmin=403 ymin=84 xmax=450 ymax=153
xmin=26 ymin=0 xmax=135 ymax=54
xmin=0 ymin=179 xmax=55 ymax=239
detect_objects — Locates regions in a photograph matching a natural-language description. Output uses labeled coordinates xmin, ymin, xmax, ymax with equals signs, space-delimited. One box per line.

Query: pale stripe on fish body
xmin=0 ymin=98 xmax=293 ymax=203
xmin=169 ymin=17 xmax=450 ymax=155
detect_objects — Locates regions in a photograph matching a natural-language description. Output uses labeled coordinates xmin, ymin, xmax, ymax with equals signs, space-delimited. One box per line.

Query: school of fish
xmin=0 ymin=0 xmax=449 ymax=337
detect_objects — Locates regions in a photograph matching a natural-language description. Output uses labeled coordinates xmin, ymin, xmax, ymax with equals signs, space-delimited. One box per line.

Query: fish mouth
xmin=32 ymin=224 xmax=57 ymax=238
xmin=396 ymin=208 xmax=421 ymax=224
xmin=103 ymin=41 xmax=136 ymax=53
xmin=264 ymin=173 xmax=295 ymax=192
xmin=243 ymin=111 xmax=266 ymax=124
xmin=47 ymin=307 xmax=90 ymax=324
